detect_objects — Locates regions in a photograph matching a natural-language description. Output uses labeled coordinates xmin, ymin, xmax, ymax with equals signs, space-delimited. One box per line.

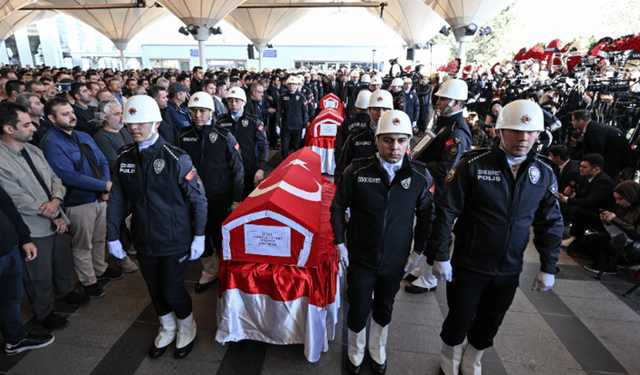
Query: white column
xmin=14 ymin=28 xmax=34 ymax=67
xmin=457 ymin=41 xmax=467 ymax=78
xmin=37 ymin=18 xmax=63 ymax=67
xmin=255 ymin=43 xmax=266 ymax=71
xmin=113 ymin=41 xmax=128 ymax=70
xmin=192 ymin=26 xmax=210 ymax=69
xmin=198 ymin=40 xmax=206 ymax=68
xmin=0 ymin=41 xmax=9 ymax=65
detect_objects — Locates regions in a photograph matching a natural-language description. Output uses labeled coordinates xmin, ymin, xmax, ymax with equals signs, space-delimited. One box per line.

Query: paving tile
xmin=390 ymin=299 xmax=444 ymax=327
xmin=386 ymin=321 xmax=441 ymax=355
xmin=261 ymin=343 xmax=342 ymax=375
xmin=508 ymin=289 xmax=538 ymax=314
xmin=553 ymin=279 xmax=620 ymax=300
xmin=494 ymin=334 xmax=582 ymax=370
xmin=54 ymin=314 xmax=133 ymax=349
xmin=385 ymin=350 xmax=440 ymax=375
xmin=557 ymin=264 xmax=598 ymax=281
xmin=581 ymin=318 xmax=640 ymax=347
xmin=134 ymin=357 xmax=221 ymax=375
xmin=502 ymin=361 xmax=588 ymax=375
xmin=8 ymin=342 xmax=107 ymax=375
xmin=559 ymin=296 xmax=640 ymax=323
xmin=182 ymin=328 xmax=227 ymax=363
xmin=394 ymin=281 xmax=440 ymax=303
xmin=498 ymin=311 xmax=556 ymax=338
xmin=72 ymin=293 xmax=151 ymax=321
xmin=103 ymin=270 xmax=150 ymax=298
xmin=601 ymin=342 xmax=640 ymax=375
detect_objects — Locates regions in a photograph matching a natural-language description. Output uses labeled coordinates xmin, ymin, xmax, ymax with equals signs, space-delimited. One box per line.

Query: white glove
xmin=276 ymin=126 xmax=281 ymax=135
xmin=433 ymin=260 xmax=453 ymax=282
xmin=108 ymin=240 xmax=126 ymax=260
xmin=230 ymin=201 xmax=241 ymax=212
xmin=532 ymin=271 xmax=555 ymax=292
xmin=404 ymin=251 xmax=422 ymax=277
xmin=337 ymin=243 xmax=349 ymax=269
xmin=189 ymin=236 xmax=205 ymax=260
xmin=254 ymin=170 xmax=265 ymax=187
xmin=301 ymin=128 xmax=306 ymax=138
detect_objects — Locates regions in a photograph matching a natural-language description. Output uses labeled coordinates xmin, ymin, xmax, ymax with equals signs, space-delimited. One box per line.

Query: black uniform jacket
xmin=331 ymin=154 xmax=435 ymax=270
xmin=429 ymin=141 xmax=563 ymax=276
xmin=107 ymin=136 xmax=208 ymax=257
xmin=217 ymin=112 xmax=269 ymax=174
xmin=175 ymin=123 xmax=244 ymax=207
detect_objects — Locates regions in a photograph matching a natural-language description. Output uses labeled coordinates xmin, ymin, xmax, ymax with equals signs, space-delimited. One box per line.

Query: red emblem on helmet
xmin=392 ymin=118 xmax=400 ymax=125
xmin=521 ymin=115 xmax=531 ymax=123
xmin=129 ymin=107 xmax=137 ymax=115
xmin=194 ymin=96 xmax=199 ymax=101
xmin=377 ymin=96 xmax=383 ymax=102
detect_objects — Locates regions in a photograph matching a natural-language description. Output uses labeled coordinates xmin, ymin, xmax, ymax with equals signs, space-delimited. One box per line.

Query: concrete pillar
xmin=192 ymin=26 xmax=210 ymax=69
xmin=37 ymin=17 xmax=63 ymax=67
xmin=14 ymin=28 xmax=34 ymax=67
xmin=0 ymin=41 xmax=9 ymax=65
xmin=113 ymin=41 xmax=128 ymax=70
xmin=255 ymin=43 xmax=266 ymax=71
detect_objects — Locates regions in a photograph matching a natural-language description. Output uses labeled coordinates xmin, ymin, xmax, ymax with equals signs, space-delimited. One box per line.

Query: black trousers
xmin=280 ymin=129 xmax=302 ymax=160
xmin=204 ymin=206 xmax=231 ymax=258
xmin=138 ymin=252 xmax=192 ymax=319
xmin=441 ymin=269 xmax=519 ymax=350
xmin=346 ymin=263 xmax=404 ymax=333
xmin=563 ymin=205 xmax=605 ymax=237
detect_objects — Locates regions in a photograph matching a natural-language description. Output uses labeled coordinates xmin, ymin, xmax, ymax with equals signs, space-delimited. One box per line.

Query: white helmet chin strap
xmin=144 ymin=122 xmax=158 ymax=142
xmin=443 ymin=98 xmax=456 ymax=115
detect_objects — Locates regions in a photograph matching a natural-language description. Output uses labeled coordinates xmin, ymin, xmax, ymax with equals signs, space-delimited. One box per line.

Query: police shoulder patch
xmin=445 ymin=167 xmax=457 ymax=184
xmin=549 ymin=180 xmax=558 ymax=195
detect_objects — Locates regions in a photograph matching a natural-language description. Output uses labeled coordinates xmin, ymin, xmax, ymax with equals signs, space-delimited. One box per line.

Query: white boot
xmin=149 ymin=312 xmax=176 ymax=358
xmin=174 ymin=312 xmax=197 ymax=359
xmin=440 ymin=341 xmax=466 ymax=375
xmin=368 ymin=321 xmax=389 ymax=375
xmin=460 ymin=343 xmax=484 ymax=375
xmin=347 ymin=328 xmax=367 ymax=370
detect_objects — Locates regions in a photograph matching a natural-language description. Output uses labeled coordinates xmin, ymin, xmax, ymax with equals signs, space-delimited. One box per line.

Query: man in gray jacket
xmin=0 ymin=101 xmax=89 ymax=331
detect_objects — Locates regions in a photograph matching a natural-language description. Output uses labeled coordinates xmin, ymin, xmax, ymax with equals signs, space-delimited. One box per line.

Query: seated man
xmin=547 ymin=145 xmax=583 ymax=197
xmin=559 ymin=154 xmax=615 ymax=247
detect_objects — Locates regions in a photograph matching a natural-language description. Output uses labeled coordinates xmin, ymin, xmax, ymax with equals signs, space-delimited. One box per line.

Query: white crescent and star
xmin=249 ymin=179 xmax=322 ymax=201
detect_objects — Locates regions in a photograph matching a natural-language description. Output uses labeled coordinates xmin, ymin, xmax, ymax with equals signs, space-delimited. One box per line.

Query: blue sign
xmin=190 ymin=49 xmax=199 ymax=57
xmin=263 ymin=50 xmax=277 ymax=58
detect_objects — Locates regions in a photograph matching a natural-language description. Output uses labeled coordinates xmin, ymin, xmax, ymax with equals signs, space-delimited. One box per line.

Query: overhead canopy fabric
xmin=422 ymin=0 xmax=513 ymax=40
xmin=225 ymin=0 xmax=309 ymax=46
xmin=0 ymin=0 xmax=33 ymax=22
xmin=0 ymin=9 xmax=56 ymax=42
xmin=36 ymin=0 xmax=168 ymax=48
xmin=156 ymin=0 xmax=245 ymax=28
xmin=368 ymin=0 xmax=445 ymax=47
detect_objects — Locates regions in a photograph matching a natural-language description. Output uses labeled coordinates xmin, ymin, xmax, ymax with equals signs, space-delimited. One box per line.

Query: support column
xmin=192 ymin=26 xmax=211 ymax=70
xmin=113 ymin=41 xmax=128 ymax=71
xmin=254 ymin=43 xmax=266 ymax=71
xmin=458 ymin=41 xmax=467 ymax=78
xmin=14 ymin=28 xmax=34 ymax=67
xmin=0 ymin=41 xmax=9 ymax=65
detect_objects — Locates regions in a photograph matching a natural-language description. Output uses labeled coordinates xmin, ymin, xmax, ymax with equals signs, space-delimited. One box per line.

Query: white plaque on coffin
xmin=319 ymin=123 xmax=338 ymax=137
xmin=244 ymin=224 xmax=291 ymax=257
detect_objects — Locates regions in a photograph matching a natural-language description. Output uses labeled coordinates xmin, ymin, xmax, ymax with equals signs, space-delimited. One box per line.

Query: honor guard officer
xmin=176 ymin=92 xmax=244 ymax=293
xmin=334 ymin=90 xmax=372 ymax=163
xmin=331 ymin=110 xmax=435 ymax=375
xmin=369 ymin=75 xmax=383 ymax=92
xmin=343 ymin=70 xmax=360 ymax=118
xmin=395 ymin=77 xmax=419 ymax=134
xmin=217 ymin=87 xmax=269 ymax=198
xmin=276 ymin=76 xmax=309 ymax=159
xmin=334 ymin=89 xmax=393 ymax=184
xmin=106 ymin=95 xmax=208 ymax=360
xmin=406 ymin=79 xmax=472 ymax=293
xmin=430 ymin=100 xmax=563 ymax=375
xmin=389 ymin=77 xmax=403 ymax=95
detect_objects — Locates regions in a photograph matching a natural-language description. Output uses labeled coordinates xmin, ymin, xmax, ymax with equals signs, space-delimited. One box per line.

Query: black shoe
xmin=584 ymin=265 xmax=616 ymax=275
xmin=96 ymin=267 xmax=124 ymax=281
xmin=57 ymin=290 xmax=90 ymax=308
xmin=404 ymin=274 xmax=418 ymax=282
xmin=174 ymin=341 xmax=194 ymax=359
xmin=5 ymin=334 xmax=55 ymax=356
xmin=404 ymin=284 xmax=437 ymax=294
xmin=149 ymin=343 xmax=168 ymax=359
xmin=370 ymin=358 xmax=387 ymax=375
xmin=83 ymin=283 xmax=105 ymax=298
xmin=194 ymin=280 xmax=215 ymax=293
xmin=39 ymin=312 xmax=68 ymax=331
xmin=346 ymin=359 xmax=362 ymax=375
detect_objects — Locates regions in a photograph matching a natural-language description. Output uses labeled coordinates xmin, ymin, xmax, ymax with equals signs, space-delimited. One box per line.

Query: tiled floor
xmin=2 ymin=151 xmax=640 ymax=374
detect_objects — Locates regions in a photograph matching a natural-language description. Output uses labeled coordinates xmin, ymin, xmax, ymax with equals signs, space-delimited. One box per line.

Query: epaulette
xmin=117 ymin=144 xmax=135 ymax=157
xmin=534 ymin=153 xmax=556 ymax=174
xmin=244 ymin=113 xmax=260 ymax=122
xmin=163 ymin=143 xmax=185 ymax=161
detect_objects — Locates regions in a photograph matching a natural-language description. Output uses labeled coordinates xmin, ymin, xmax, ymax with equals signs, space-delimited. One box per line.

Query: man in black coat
xmin=559 ymin=153 xmax=615 ymax=247
xmin=547 ymin=145 xmax=583 ymax=194
xmin=570 ymin=110 xmax=630 ymax=179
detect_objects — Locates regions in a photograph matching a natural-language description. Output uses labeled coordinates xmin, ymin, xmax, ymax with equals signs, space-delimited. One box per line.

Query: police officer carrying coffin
xmin=334 ymin=89 xmax=393 ymax=184
xmin=217 ymin=87 xmax=268 ymax=199
xmin=406 ymin=79 xmax=472 ymax=294
xmin=277 ymin=76 xmax=309 ymax=160
xmin=175 ymin=92 xmax=244 ymax=293
xmin=334 ymin=90 xmax=371 ymax=163
xmin=430 ymin=100 xmax=563 ymax=375
xmin=106 ymin=95 xmax=208 ymax=360
xmin=331 ymin=110 xmax=435 ymax=375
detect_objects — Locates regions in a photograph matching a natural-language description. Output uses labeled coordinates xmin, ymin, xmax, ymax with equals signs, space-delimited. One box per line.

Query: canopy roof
xmin=369 ymin=0 xmax=445 ymax=47
xmin=423 ymin=0 xmax=513 ymax=40
xmin=0 ymin=0 xmax=33 ymax=22
xmin=36 ymin=0 xmax=168 ymax=48
xmin=0 ymin=9 xmax=56 ymax=42
xmin=225 ymin=0 xmax=309 ymax=46
xmin=156 ymin=0 xmax=245 ymax=27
